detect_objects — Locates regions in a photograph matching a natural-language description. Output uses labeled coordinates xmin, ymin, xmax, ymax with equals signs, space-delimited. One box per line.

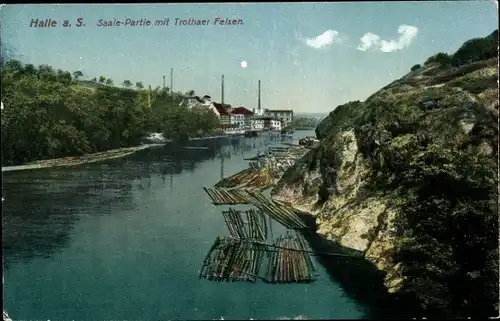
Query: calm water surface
xmin=3 ymin=131 xmax=369 ymax=320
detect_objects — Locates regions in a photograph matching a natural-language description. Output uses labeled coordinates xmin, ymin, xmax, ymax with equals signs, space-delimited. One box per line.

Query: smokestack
xmin=221 ymin=74 xmax=225 ymax=104
xmin=163 ymin=75 xmax=166 ymax=89
xmin=258 ymin=80 xmax=261 ymax=111
xmin=170 ymin=68 xmax=173 ymax=93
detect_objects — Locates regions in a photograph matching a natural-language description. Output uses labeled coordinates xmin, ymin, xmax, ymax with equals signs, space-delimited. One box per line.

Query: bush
xmin=425 ymin=52 xmax=452 ymax=66
xmin=411 ymin=64 xmax=421 ymax=71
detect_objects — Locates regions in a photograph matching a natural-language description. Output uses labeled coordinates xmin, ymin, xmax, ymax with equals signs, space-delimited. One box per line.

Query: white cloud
xmin=301 ymin=29 xmax=343 ymax=49
xmin=357 ymin=25 xmax=418 ymax=53
xmin=357 ymin=32 xmax=380 ymax=52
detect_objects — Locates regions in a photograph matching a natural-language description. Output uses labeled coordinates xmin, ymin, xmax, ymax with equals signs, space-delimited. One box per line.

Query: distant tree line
xmin=289 ymin=117 xmax=319 ymax=130
xmin=1 ymin=60 xmax=220 ymax=166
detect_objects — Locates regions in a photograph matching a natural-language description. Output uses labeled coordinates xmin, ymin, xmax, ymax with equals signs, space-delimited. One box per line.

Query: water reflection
xmin=2 ymin=134 xmax=283 ymax=269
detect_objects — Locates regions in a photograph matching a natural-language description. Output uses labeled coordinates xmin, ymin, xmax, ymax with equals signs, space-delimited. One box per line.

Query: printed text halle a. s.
xmin=29 ymin=17 xmax=243 ymax=28
xmin=30 ymin=18 xmax=85 ymax=28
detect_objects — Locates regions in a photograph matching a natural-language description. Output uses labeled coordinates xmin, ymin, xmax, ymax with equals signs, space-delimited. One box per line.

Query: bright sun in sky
xmin=240 ymin=60 xmax=248 ymax=68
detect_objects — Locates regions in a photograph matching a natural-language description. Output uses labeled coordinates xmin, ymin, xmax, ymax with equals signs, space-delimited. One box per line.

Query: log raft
xmin=200 ymin=234 xmax=317 ymax=284
xmin=263 ymin=232 xmax=316 ymax=284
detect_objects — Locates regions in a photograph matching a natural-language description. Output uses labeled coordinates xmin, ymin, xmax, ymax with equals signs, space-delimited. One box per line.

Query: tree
xmin=186 ymin=90 xmax=195 ymax=96
xmin=123 ymin=80 xmax=132 ymax=88
xmin=24 ymin=64 xmax=37 ymax=75
xmin=37 ymin=64 xmax=56 ymax=81
xmin=91 ymin=77 xmax=97 ymax=82
xmin=105 ymin=78 xmax=113 ymax=86
xmin=62 ymin=71 xmax=72 ymax=84
xmin=98 ymin=76 xmax=106 ymax=83
xmin=5 ymin=59 xmax=23 ymax=72
xmin=290 ymin=117 xmax=318 ymax=129
xmin=136 ymin=81 xmax=144 ymax=89
xmin=73 ymin=71 xmax=83 ymax=80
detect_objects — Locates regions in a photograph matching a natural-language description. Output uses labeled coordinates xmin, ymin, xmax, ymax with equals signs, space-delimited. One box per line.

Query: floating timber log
xmin=222 ymin=208 xmax=268 ymax=241
xmin=214 ymin=168 xmax=273 ymax=191
xmin=267 ymin=146 xmax=292 ymax=153
xmin=263 ymin=232 xmax=316 ymax=284
xmin=244 ymin=190 xmax=308 ymax=230
xmin=204 ymin=187 xmax=309 ymax=227
xmin=199 ymin=237 xmax=267 ymax=283
xmin=203 ymin=187 xmax=253 ymax=205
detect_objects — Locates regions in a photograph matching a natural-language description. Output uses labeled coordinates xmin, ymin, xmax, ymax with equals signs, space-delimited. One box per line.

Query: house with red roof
xmin=212 ymin=102 xmax=238 ymax=133
xmin=230 ymin=107 xmax=254 ymax=131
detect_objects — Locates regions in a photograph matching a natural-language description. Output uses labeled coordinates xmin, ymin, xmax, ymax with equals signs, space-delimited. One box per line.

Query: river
xmin=2 ymin=130 xmax=371 ymax=320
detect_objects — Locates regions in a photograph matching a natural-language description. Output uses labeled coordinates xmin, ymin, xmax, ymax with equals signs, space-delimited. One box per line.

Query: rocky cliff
xmin=271 ymin=30 xmax=499 ymax=317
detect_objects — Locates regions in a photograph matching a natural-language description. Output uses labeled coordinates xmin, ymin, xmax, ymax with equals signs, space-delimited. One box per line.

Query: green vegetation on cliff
xmin=0 ymin=61 xmax=220 ymax=166
xmin=277 ymin=30 xmax=498 ymax=317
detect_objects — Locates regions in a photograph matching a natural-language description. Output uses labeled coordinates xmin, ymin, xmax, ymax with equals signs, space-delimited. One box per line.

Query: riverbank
xmin=1 ymin=133 xmax=250 ymax=173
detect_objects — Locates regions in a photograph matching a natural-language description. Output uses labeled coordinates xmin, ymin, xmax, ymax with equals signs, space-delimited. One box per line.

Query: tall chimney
xmin=163 ymin=75 xmax=166 ymax=89
xmin=221 ymin=74 xmax=225 ymax=104
xmin=170 ymin=68 xmax=173 ymax=93
xmin=258 ymin=80 xmax=261 ymax=111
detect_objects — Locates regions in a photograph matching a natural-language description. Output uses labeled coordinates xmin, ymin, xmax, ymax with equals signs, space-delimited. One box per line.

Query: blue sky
xmin=1 ymin=2 xmax=497 ymax=113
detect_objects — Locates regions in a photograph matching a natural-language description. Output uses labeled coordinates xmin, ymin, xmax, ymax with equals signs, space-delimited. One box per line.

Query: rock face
xmin=298 ymin=136 xmax=319 ymax=147
xmin=250 ymin=147 xmax=310 ymax=181
xmin=272 ymin=30 xmax=498 ymax=317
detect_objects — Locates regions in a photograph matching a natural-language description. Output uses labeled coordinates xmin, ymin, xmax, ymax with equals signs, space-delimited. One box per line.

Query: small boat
xmin=281 ymin=128 xmax=295 ymax=135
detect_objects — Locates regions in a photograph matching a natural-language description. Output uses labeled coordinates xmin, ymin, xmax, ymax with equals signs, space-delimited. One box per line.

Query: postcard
xmin=1 ymin=2 xmax=498 ymax=320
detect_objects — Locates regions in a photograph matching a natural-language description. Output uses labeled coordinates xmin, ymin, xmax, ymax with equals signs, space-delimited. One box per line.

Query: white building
xmin=264 ymin=109 xmax=294 ymax=128
xmin=271 ymin=119 xmax=281 ymax=131
xmin=180 ymin=95 xmax=213 ymax=108
xmin=230 ymin=113 xmax=245 ymax=129
xmin=180 ymin=95 xmax=221 ymax=118
xmin=250 ymin=117 xmax=265 ymax=131
xmin=229 ymin=107 xmax=253 ymax=134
